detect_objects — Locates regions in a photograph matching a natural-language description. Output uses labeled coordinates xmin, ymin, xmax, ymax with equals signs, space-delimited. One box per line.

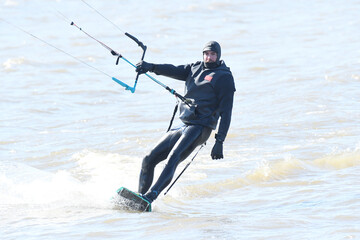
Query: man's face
xmin=203 ymin=50 xmax=217 ymax=63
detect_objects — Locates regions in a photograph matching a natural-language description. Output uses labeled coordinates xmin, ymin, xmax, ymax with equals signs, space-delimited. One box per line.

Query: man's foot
xmin=141 ymin=191 xmax=158 ymax=203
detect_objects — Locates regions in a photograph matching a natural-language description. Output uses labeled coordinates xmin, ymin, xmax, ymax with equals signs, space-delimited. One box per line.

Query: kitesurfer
xmin=135 ymin=41 xmax=236 ymax=203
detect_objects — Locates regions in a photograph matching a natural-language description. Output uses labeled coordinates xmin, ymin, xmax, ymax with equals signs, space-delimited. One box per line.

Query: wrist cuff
xmin=215 ymin=134 xmax=224 ymax=143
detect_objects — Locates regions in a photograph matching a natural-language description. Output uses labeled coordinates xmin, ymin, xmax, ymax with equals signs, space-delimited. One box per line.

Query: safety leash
xmin=164 ymin=144 xmax=205 ymax=195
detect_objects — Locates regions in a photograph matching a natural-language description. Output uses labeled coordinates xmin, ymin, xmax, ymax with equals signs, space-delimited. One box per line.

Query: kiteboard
xmin=116 ymin=187 xmax=152 ymax=212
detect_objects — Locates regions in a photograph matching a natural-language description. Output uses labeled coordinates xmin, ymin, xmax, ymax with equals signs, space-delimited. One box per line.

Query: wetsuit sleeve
xmin=214 ymin=74 xmax=236 ymax=142
xmin=152 ymin=64 xmax=191 ymax=81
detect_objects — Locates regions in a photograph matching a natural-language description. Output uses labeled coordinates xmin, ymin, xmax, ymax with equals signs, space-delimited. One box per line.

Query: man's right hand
xmin=136 ymin=61 xmax=154 ymax=74
xmin=211 ymin=140 xmax=224 ymax=160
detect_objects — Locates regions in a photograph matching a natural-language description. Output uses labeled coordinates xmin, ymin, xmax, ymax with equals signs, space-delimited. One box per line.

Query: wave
xmin=313 ymin=148 xmax=360 ymax=170
xmin=2 ymin=147 xmax=358 ymax=210
xmin=2 ymin=57 xmax=27 ymax=72
xmin=0 ymin=150 xmax=142 ymax=210
xmin=175 ymin=147 xmax=360 ymax=199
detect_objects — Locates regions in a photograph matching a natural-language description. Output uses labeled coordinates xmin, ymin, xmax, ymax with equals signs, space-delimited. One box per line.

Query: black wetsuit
xmin=138 ymin=60 xmax=236 ymax=200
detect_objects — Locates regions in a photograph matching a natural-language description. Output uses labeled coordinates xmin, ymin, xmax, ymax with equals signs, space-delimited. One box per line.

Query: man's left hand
xmin=211 ymin=141 xmax=223 ymax=160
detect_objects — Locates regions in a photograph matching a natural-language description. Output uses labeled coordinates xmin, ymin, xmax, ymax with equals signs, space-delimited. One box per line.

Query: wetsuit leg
xmin=149 ymin=125 xmax=212 ymax=196
xmin=138 ymin=127 xmax=183 ymax=194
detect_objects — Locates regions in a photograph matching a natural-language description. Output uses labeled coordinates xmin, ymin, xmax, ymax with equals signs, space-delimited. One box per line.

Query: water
xmin=1 ymin=0 xmax=360 ymax=239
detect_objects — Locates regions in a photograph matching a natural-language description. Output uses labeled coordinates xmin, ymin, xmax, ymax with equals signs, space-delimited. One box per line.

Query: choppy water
xmin=1 ymin=0 xmax=360 ymax=239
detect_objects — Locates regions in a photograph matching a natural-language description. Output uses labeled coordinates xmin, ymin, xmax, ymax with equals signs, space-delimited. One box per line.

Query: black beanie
xmin=203 ymin=41 xmax=221 ymax=68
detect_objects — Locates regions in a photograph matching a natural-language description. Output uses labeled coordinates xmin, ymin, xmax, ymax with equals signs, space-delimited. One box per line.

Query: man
xmin=135 ymin=41 xmax=236 ymax=203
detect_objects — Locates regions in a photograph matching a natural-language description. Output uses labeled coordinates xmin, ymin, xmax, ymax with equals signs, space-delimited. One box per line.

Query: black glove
xmin=136 ymin=60 xmax=154 ymax=74
xmin=211 ymin=140 xmax=223 ymax=160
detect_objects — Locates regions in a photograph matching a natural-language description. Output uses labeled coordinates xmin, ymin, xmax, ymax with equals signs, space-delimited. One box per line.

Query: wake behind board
xmin=116 ymin=187 xmax=151 ymax=212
